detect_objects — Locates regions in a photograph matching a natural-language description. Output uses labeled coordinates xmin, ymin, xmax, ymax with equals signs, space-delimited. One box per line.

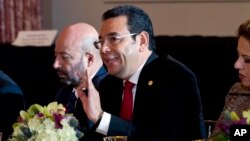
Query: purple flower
xmin=37 ymin=112 xmax=44 ymax=117
xmin=53 ymin=112 xmax=64 ymax=129
xmin=217 ymin=123 xmax=230 ymax=135
xmin=232 ymin=118 xmax=247 ymax=125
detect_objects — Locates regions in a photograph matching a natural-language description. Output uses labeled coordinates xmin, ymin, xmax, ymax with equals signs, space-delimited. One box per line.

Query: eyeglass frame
xmin=94 ymin=33 xmax=138 ymax=49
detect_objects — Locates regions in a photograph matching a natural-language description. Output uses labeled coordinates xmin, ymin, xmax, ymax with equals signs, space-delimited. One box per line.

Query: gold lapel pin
xmin=148 ymin=80 xmax=153 ymax=86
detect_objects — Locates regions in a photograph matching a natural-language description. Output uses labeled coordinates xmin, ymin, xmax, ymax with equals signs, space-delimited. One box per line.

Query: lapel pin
xmin=148 ymin=80 xmax=153 ymax=86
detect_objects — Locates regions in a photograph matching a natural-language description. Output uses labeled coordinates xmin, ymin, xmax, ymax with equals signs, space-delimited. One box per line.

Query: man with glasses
xmin=77 ymin=5 xmax=206 ymax=141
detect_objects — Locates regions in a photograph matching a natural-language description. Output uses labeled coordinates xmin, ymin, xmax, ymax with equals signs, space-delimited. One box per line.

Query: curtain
xmin=0 ymin=0 xmax=42 ymax=43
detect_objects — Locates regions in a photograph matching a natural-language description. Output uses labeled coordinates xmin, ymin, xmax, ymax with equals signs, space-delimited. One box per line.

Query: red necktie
xmin=120 ymin=81 xmax=135 ymax=121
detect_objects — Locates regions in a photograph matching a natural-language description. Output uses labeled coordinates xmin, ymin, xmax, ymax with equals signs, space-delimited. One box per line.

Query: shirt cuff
xmin=96 ymin=112 xmax=111 ymax=135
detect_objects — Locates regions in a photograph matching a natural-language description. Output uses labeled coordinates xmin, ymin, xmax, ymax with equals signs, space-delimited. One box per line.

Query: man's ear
xmin=138 ymin=31 xmax=149 ymax=52
xmin=86 ymin=52 xmax=94 ymax=67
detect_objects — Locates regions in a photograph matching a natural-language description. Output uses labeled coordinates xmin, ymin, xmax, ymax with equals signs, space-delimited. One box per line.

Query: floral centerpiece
xmin=208 ymin=109 xmax=250 ymax=141
xmin=7 ymin=102 xmax=84 ymax=141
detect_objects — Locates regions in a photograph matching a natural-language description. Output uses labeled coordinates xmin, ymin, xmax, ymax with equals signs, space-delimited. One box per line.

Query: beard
xmin=56 ymin=69 xmax=77 ymax=86
xmin=56 ymin=59 xmax=85 ymax=87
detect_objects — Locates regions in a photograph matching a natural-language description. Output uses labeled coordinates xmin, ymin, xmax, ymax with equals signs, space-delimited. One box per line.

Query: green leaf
xmin=27 ymin=104 xmax=44 ymax=116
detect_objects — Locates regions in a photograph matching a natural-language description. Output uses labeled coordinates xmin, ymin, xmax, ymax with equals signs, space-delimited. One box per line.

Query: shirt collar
xmin=126 ymin=59 xmax=147 ymax=85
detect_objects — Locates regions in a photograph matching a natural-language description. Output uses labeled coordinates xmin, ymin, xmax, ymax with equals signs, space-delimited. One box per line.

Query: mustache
xmin=56 ymin=69 xmax=67 ymax=75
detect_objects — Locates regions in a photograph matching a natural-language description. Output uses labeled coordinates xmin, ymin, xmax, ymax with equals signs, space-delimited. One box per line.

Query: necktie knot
xmin=120 ymin=81 xmax=135 ymax=121
xmin=124 ymin=81 xmax=135 ymax=90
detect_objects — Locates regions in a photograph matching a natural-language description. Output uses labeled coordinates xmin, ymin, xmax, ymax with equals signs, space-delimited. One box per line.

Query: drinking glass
xmin=0 ymin=132 xmax=2 ymax=141
xmin=103 ymin=136 xmax=127 ymax=141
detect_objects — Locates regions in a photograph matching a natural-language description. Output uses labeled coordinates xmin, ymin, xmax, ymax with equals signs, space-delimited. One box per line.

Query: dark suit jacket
xmin=0 ymin=70 xmax=25 ymax=140
xmin=55 ymin=66 xmax=107 ymax=139
xmin=97 ymin=53 xmax=206 ymax=141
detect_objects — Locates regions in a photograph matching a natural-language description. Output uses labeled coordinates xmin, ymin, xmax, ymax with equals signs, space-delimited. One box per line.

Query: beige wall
xmin=43 ymin=1 xmax=250 ymax=36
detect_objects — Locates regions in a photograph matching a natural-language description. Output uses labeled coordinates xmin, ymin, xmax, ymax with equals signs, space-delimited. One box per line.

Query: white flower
xmin=7 ymin=102 xmax=84 ymax=141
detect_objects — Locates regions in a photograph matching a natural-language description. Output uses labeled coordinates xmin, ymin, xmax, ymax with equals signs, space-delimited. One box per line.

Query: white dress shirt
xmin=96 ymin=61 xmax=146 ymax=135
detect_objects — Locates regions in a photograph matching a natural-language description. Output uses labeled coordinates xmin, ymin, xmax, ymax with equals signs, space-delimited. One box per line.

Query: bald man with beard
xmin=54 ymin=23 xmax=107 ymax=140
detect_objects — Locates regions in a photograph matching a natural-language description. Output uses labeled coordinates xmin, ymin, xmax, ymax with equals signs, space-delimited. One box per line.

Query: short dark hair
xmin=102 ymin=5 xmax=156 ymax=51
xmin=237 ymin=19 xmax=250 ymax=43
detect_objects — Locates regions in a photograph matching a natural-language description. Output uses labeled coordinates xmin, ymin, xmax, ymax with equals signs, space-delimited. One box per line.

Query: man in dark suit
xmin=0 ymin=70 xmax=25 ymax=140
xmin=77 ymin=5 xmax=206 ymax=141
xmin=53 ymin=23 xmax=107 ymax=136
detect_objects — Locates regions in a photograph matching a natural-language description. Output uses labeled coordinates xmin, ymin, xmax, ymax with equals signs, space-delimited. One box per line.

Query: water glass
xmin=103 ymin=136 xmax=127 ymax=141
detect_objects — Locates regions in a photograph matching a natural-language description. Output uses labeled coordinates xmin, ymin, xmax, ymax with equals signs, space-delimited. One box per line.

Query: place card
xmin=12 ymin=30 xmax=57 ymax=47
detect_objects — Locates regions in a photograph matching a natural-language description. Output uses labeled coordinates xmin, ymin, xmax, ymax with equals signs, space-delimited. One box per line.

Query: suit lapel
xmin=100 ymin=76 xmax=123 ymax=116
xmin=92 ymin=66 xmax=107 ymax=89
xmin=133 ymin=53 xmax=159 ymax=120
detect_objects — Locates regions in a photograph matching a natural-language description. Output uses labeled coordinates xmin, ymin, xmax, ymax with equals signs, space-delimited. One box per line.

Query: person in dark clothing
xmin=0 ymin=70 xmax=25 ymax=140
xmin=76 ymin=5 xmax=206 ymax=141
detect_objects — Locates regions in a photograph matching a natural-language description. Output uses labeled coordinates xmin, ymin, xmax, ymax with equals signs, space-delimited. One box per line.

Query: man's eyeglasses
xmin=94 ymin=33 xmax=138 ymax=49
